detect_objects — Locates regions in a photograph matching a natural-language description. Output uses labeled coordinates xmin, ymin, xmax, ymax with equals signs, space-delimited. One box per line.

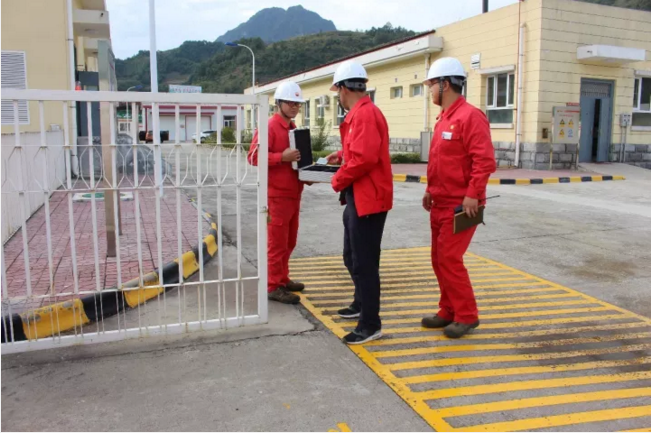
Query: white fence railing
xmin=1 ymin=130 xmax=66 ymax=242
xmin=1 ymin=89 xmax=268 ymax=353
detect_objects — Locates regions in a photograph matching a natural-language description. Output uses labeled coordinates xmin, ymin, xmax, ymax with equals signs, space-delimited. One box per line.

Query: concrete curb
xmin=1 ymin=223 xmax=218 ymax=343
xmin=392 ymin=174 xmax=626 ymax=185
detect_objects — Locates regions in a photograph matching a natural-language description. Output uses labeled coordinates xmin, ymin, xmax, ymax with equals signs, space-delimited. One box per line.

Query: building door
xmin=579 ymin=79 xmax=613 ymax=163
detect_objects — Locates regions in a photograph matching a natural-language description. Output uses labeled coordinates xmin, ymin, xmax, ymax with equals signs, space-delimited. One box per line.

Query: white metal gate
xmin=1 ymin=89 xmax=269 ymax=353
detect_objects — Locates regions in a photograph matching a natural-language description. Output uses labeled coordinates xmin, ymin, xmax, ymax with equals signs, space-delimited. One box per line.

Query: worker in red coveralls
xmin=420 ymin=57 xmax=496 ymax=338
xmin=248 ymin=81 xmax=308 ymax=305
xmin=325 ymin=61 xmax=393 ymax=345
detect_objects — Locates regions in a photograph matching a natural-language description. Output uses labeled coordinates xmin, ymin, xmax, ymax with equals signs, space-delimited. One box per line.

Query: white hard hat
xmin=330 ymin=61 xmax=368 ymax=91
xmin=424 ymin=57 xmax=467 ymax=83
xmin=274 ymin=81 xmax=305 ymax=103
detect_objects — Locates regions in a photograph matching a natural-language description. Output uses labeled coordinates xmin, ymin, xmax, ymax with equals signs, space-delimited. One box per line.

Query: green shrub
xmin=390 ymin=152 xmax=422 ymax=164
xmin=310 ymin=118 xmax=331 ymax=152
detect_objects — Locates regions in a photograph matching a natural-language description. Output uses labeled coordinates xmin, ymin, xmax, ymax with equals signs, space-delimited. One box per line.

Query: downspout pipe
xmin=66 ymin=0 xmax=79 ymax=176
xmin=515 ymin=22 xmax=526 ymax=168
xmin=424 ymin=53 xmax=431 ymax=131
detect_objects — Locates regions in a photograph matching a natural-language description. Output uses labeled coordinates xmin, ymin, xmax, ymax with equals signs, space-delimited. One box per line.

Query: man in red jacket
xmin=248 ymin=81 xmax=307 ymax=305
xmin=326 ymin=61 xmax=393 ymax=345
xmin=421 ymin=57 xmax=496 ymax=338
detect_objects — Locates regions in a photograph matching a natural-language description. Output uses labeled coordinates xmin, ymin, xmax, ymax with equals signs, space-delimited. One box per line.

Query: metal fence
xmin=1 ymin=89 xmax=269 ymax=353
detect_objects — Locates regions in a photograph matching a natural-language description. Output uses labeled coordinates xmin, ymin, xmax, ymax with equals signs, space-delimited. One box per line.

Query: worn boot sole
xmin=421 ymin=316 xmax=453 ymax=329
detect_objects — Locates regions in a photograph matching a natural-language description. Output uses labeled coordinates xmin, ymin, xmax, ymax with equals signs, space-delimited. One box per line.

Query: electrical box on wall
xmin=620 ymin=113 xmax=632 ymax=127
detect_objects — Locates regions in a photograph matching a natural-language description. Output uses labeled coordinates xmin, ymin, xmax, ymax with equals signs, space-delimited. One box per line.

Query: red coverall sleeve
xmin=331 ymin=117 xmax=381 ymax=192
xmin=464 ymin=111 xmax=496 ymax=199
xmin=247 ymin=128 xmax=283 ymax=166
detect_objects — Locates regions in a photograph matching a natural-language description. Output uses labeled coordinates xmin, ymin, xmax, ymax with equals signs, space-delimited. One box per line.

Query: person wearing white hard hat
xmin=325 ymin=61 xmax=393 ymax=345
xmin=420 ymin=57 xmax=496 ymax=338
xmin=247 ymin=81 xmax=309 ymax=304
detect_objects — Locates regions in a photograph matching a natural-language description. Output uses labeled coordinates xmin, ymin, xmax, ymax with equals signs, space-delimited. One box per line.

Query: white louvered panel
xmin=1 ymin=50 xmax=29 ymax=125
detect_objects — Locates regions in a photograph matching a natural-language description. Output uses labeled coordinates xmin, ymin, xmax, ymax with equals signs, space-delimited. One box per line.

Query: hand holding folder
xmin=452 ymin=195 xmax=499 ymax=234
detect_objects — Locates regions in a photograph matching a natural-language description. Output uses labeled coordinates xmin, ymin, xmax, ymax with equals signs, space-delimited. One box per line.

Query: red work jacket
xmin=427 ymin=97 xmax=496 ymax=208
xmin=248 ymin=113 xmax=303 ymax=200
xmin=331 ymin=96 xmax=393 ymax=217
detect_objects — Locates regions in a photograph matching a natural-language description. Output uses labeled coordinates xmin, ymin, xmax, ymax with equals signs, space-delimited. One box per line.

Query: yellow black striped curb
xmin=1 ymin=223 xmax=218 ymax=343
xmin=393 ymin=174 xmax=626 ymax=185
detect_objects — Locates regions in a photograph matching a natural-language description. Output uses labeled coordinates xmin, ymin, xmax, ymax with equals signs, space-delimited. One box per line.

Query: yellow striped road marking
xmin=366 ymin=322 xmax=651 ymax=346
xmin=305 ymin=281 xmax=550 ymax=293
xmin=309 ymin=287 xmax=566 ymax=304
xmin=623 ymin=428 xmax=651 ymax=432
xmin=291 ymin=263 xmax=497 ymax=272
xmin=370 ymin=333 xmax=651 ymax=358
xmin=379 ymin=314 xmax=636 ymax=335
xmin=416 ymin=371 xmax=651 ymax=400
xmin=387 ymin=344 xmax=651 ymax=370
xmin=337 ymin=307 xmax=615 ymax=327
xmin=292 ymin=248 xmax=651 ymax=432
xmin=296 ymin=271 xmax=514 ymax=282
xmin=299 ymin=272 xmax=516 ymax=285
xmin=403 ymin=358 xmax=651 ymax=384
xmin=374 ymin=300 xmax=601 ymax=317
xmin=319 ymin=294 xmax=584 ymax=313
xmin=454 ymin=405 xmax=651 ymax=432
xmin=436 ymin=387 xmax=651 ymax=418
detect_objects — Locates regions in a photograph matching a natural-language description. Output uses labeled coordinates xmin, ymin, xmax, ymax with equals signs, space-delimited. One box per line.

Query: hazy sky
xmin=107 ymin=0 xmax=520 ymax=59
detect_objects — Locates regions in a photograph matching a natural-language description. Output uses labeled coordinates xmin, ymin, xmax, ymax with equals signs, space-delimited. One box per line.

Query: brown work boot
xmin=421 ymin=315 xmax=453 ymax=329
xmin=268 ymin=287 xmax=300 ymax=304
xmin=444 ymin=321 xmax=480 ymax=339
xmin=284 ymin=280 xmax=305 ymax=292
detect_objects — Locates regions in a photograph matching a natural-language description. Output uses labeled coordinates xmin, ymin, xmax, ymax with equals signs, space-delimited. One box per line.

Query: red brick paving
xmin=2 ymin=180 xmax=209 ymax=313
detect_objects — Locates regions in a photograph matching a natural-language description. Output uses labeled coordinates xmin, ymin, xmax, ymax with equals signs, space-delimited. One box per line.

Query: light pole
xmin=226 ymin=42 xmax=256 ymax=129
xmin=126 ymin=85 xmax=143 ymax=123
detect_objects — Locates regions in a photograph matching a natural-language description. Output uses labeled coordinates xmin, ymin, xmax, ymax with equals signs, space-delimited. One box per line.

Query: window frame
xmin=390 ymin=86 xmax=403 ymax=99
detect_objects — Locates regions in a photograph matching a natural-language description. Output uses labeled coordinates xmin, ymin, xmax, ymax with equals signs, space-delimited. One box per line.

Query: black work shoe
xmin=421 ymin=315 xmax=453 ymax=329
xmin=268 ymin=287 xmax=300 ymax=305
xmin=337 ymin=305 xmax=361 ymax=319
xmin=342 ymin=328 xmax=382 ymax=345
xmin=444 ymin=321 xmax=480 ymax=339
xmin=285 ymin=280 xmax=305 ymax=292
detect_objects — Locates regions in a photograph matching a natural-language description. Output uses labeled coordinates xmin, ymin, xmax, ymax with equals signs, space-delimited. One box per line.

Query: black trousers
xmin=342 ymin=188 xmax=388 ymax=332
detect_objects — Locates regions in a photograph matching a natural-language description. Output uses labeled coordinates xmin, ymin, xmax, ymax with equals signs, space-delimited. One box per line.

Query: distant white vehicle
xmin=192 ymin=130 xmax=217 ymax=142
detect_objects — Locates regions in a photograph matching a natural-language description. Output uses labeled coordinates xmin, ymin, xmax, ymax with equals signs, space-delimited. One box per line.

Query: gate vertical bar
xmin=62 ymin=103 xmax=81 ymax=338
xmin=111 ymin=102 xmax=124 ymax=333
xmin=152 ymin=101 xmax=164 ymax=329
xmin=87 ymin=102 xmax=102 ymax=334
xmin=39 ymin=102 xmax=58 ymax=338
xmin=216 ymin=105 xmax=226 ymax=326
xmin=174 ymin=104 xmax=183 ymax=327
xmin=195 ymin=104 xmax=205 ymax=324
xmin=257 ymin=99 xmax=269 ymax=323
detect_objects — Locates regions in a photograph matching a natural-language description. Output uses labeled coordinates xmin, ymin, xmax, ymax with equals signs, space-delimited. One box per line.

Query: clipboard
xmin=453 ymin=205 xmax=485 ymax=234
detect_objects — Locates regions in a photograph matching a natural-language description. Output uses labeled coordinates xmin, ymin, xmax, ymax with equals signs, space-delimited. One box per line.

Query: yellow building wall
xmin=1 ymin=0 xmax=72 ymax=134
xmin=430 ymin=0 xmax=543 ymax=144
xmin=536 ymin=0 xmax=651 ymax=145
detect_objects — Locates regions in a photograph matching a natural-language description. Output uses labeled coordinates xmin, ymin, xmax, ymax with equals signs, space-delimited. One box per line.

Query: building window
xmin=316 ymin=97 xmax=325 ymax=121
xmin=368 ymin=90 xmax=376 ymax=103
xmin=410 ymin=84 xmax=423 ymax=97
xmin=303 ymin=100 xmax=310 ymax=128
xmin=633 ymin=77 xmax=651 ymax=127
xmin=391 ymin=86 xmax=403 ymax=99
xmin=486 ymin=73 xmax=514 ymax=124
xmin=223 ymin=115 xmax=236 ymax=129
xmin=1 ymin=51 xmax=29 ymax=125
xmin=335 ymin=98 xmax=345 ymax=126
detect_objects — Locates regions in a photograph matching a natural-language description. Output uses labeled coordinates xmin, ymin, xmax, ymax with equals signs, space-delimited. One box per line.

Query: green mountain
xmin=217 ymin=5 xmax=337 ymax=44
xmin=115 ymin=23 xmax=415 ymax=92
